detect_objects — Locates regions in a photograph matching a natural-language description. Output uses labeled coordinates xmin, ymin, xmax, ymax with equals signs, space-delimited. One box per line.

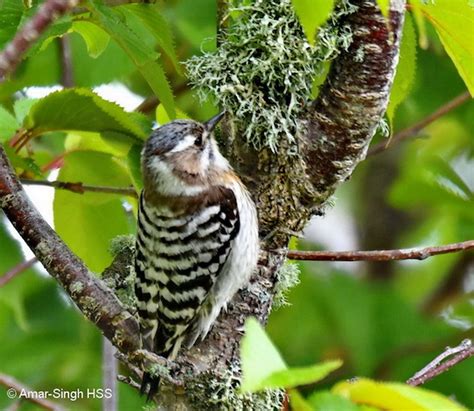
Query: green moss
xmin=185 ymin=0 xmax=356 ymax=151
xmin=108 ymin=234 xmax=135 ymax=257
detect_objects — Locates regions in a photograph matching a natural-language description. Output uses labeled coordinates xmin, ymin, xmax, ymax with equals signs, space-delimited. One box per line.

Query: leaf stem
xmin=0 ymin=257 xmax=38 ymax=287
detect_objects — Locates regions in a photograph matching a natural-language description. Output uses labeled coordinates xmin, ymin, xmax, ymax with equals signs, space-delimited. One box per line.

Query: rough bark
xmin=0 ymin=0 xmax=406 ymax=409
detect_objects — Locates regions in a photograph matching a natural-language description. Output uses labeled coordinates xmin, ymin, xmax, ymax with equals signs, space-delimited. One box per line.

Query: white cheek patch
xmin=169 ymin=135 xmax=197 ymax=153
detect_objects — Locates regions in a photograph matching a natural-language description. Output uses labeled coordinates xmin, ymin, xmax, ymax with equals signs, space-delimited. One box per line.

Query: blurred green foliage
xmin=0 ymin=0 xmax=473 ymax=409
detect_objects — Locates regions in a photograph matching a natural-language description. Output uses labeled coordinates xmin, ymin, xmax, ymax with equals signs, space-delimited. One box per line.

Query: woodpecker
xmin=134 ymin=112 xmax=259 ymax=399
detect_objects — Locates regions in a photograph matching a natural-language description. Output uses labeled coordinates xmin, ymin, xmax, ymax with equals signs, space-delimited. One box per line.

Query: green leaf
xmin=120 ymin=4 xmax=182 ymax=74
xmin=72 ymin=21 xmax=110 ymax=59
xmin=23 ymin=88 xmax=149 ymax=141
xmin=91 ymin=1 xmax=176 ymax=119
xmin=127 ymin=143 xmax=144 ymax=192
xmin=241 ymin=317 xmax=286 ymax=392
xmin=156 ymin=103 xmax=189 ymax=125
xmin=2 ymin=145 xmax=42 ymax=176
xmin=13 ymin=98 xmax=38 ymax=123
xmin=333 ymin=378 xmax=468 ymax=410
xmin=414 ymin=0 xmax=474 ymax=95
xmin=53 ymin=151 xmax=134 ymax=272
xmin=375 ymin=0 xmax=390 ymax=17
xmin=308 ymin=391 xmax=360 ymax=411
xmin=0 ymin=105 xmax=20 ymax=142
xmin=263 ymin=361 xmax=342 ymax=391
xmin=387 ymin=13 xmax=417 ymax=129
xmin=0 ymin=0 xmax=24 ymax=49
xmin=240 ymin=318 xmax=341 ymax=393
xmin=291 ymin=0 xmax=335 ymax=45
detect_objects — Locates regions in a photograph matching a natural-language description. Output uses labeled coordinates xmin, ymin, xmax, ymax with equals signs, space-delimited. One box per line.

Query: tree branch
xmin=0 ymin=257 xmax=38 ymax=287
xmin=20 ymin=178 xmax=138 ymax=198
xmin=407 ymin=339 xmax=474 ymax=386
xmin=0 ymin=145 xmax=140 ymax=354
xmin=368 ymin=91 xmax=471 ymax=156
xmin=284 ymin=240 xmax=474 ymax=261
xmin=0 ymin=373 xmax=66 ymax=411
xmin=303 ymin=0 xmax=406 ymax=202
xmin=0 ymin=0 xmax=80 ymax=81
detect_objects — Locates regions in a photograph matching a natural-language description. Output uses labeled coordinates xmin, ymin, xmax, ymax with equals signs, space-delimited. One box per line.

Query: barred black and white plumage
xmin=134 ymin=113 xmax=259 ymax=400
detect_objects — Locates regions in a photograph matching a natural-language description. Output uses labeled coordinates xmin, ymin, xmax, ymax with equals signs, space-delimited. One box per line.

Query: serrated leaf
xmin=414 ymin=0 xmax=474 ymax=95
xmin=334 ymin=378 xmax=468 ymax=410
xmin=53 ymin=151 xmax=134 ymax=272
xmin=72 ymin=21 xmax=110 ymax=59
xmin=241 ymin=318 xmax=342 ymax=393
xmin=387 ymin=13 xmax=417 ymax=131
xmin=91 ymin=1 xmax=176 ymax=119
xmin=120 ymin=4 xmax=182 ymax=74
xmin=291 ymin=0 xmax=335 ymax=45
xmin=0 ymin=105 xmax=20 ymax=141
xmin=409 ymin=0 xmax=429 ymax=48
xmin=23 ymin=88 xmax=148 ymax=142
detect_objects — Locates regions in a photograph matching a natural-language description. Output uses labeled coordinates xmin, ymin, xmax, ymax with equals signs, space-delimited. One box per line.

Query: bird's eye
xmin=194 ymin=135 xmax=203 ymax=147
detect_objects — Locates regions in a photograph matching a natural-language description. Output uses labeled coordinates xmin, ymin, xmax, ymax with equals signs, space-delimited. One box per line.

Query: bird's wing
xmin=134 ymin=187 xmax=240 ymax=358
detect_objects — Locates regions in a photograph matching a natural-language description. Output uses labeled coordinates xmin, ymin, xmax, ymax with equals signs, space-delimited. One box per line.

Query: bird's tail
xmin=140 ymin=372 xmax=160 ymax=402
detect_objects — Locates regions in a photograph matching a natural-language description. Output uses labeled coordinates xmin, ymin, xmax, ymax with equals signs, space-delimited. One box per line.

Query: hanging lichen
xmin=185 ymin=0 xmax=357 ymax=151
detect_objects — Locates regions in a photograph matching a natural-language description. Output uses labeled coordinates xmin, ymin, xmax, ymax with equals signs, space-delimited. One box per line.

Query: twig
xmin=0 ymin=373 xmax=66 ymax=411
xmin=58 ymin=36 xmax=74 ymax=88
xmin=0 ymin=0 xmax=79 ymax=81
xmin=369 ymin=91 xmax=471 ymax=156
xmin=285 ymin=240 xmax=474 ymax=261
xmin=0 ymin=257 xmax=38 ymax=287
xmin=20 ymin=179 xmax=138 ymax=198
xmin=407 ymin=339 xmax=474 ymax=386
xmin=102 ymin=337 xmax=118 ymax=411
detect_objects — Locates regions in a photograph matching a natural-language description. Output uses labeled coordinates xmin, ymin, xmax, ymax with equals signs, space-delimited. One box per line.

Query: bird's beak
xmin=204 ymin=111 xmax=225 ymax=132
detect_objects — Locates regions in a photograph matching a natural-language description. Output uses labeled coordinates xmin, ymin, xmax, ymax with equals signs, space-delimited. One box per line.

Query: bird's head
xmin=141 ymin=112 xmax=230 ymax=196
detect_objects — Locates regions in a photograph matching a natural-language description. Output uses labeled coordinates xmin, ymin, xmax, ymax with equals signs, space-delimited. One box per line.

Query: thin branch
xmin=368 ymin=91 xmax=471 ymax=156
xmin=0 ymin=0 xmax=80 ymax=81
xmin=0 ymin=373 xmax=66 ymax=411
xmin=20 ymin=179 xmax=138 ymax=198
xmin=285 ymin=240 xmax=474 ymax=261
xmin=58 ymin=36 xmax=74 ymax=88
xmin=0 ymin=145 xmax=140 ymax=354
xmin=0 ymin=257 xmax=38 ymax=287
xmin=407 ymin=339 xmax=474 ymax=386
xmin=102 ymin=337 xmax=118 ymax=411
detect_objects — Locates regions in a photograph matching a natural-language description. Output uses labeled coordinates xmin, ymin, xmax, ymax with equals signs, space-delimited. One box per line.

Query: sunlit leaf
xmin=0 ymin=105 xmax=19 ymax=141
xmin=72 ymin=21 xmax=110 ymax=59
xmin=91 ymin=1 xmax=176 ymax=119
xmin=375 ymin=0 xmax=390 ymax=17
xmin=23 ymin=88 xmax=149 ymax=141
xmin=414 ymin=0 xmax=474 ymax=95
xmin=291 ymin=0 xmax=335 ymax=45
xmin=241 ymin=318 xmax=341 ymax=392
xmin=334 ymin=378 xmax=468 ymax=410
xmin=308 ymin=391 xmax=360 ymax=411
xmin=120 ymin=4 xmax=182 ymax=74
